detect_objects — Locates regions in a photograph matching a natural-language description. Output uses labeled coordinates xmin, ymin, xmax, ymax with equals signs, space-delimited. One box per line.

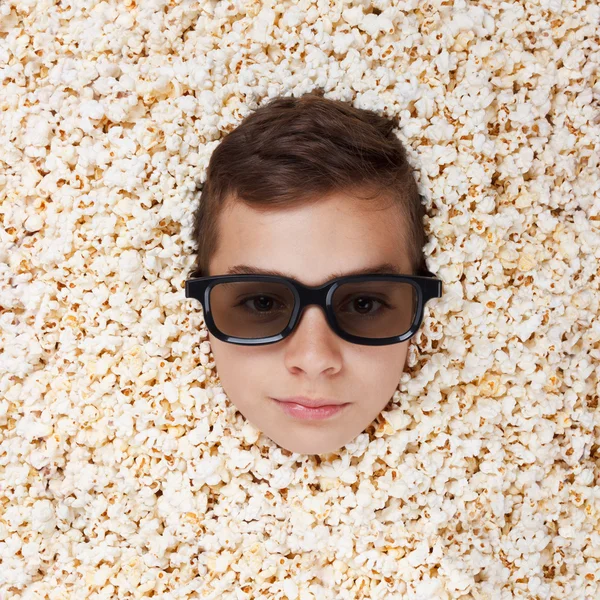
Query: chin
xmin=275 ymin=439 xmax=345 ymax=456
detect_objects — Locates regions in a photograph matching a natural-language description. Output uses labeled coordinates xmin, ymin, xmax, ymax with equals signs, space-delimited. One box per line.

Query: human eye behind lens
xmin=234 ymin=294 xmax=289 ymax=316
xmin=337 ymin=295 xmax=393 ymax=318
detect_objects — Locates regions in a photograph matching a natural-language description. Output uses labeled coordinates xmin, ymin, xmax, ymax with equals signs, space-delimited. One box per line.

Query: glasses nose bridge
xmin=294 ymin=280 xmax=332 ymax=318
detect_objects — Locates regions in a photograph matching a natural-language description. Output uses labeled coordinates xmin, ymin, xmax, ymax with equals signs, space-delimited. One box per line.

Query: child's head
xmin=187 ymin=89 xmax=432 ymax=455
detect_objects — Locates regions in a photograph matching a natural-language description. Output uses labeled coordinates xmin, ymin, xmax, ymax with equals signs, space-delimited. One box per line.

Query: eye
xmin=237 ymin=295 xmax=287 ymax=314
xmin=339 ymin=295 xmax=390 ymax=316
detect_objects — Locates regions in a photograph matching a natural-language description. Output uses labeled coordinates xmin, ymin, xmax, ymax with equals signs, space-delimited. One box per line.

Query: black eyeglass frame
xmin=185 ymin=273 xmax=443 ymax=347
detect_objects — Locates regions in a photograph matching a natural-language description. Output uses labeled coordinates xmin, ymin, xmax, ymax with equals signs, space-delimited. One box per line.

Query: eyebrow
xmin=225 ymin=262 xmax=405 ymax=281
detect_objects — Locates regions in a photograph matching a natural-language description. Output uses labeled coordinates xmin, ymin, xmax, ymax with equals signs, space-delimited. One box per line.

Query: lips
xmin=274 ymin=396 xmax=346 ymax=408
xmin=273 ymin=398 xmax=349 ymax=421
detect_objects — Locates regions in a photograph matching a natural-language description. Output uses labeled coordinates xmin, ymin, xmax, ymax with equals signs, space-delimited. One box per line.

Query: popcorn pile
xmin=1 ymin=0 xmax=599 ymax=598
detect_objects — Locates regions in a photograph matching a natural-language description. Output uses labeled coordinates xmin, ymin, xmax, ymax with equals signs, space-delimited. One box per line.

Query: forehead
xmin=210 ymin=191 xmax=410 ymax=285
xmin=223 ymin=262 xmax=406 ymax=285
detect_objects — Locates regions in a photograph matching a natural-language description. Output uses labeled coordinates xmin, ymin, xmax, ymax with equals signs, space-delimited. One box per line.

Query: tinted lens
xmin=331 ymin=280 xmax=417 ymax=339
xmin=210 ymin=280 xmax=295 ymax=338
xmin=209 ymin=279 xmax=417 ymax=340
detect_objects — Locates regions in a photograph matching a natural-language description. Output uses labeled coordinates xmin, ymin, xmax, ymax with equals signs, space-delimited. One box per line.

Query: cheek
xmin=355 ymin=347 xmax=409 ymax=390
xmin=208 ymin=336 xmax=238 ymax=374
xmin=208 ymin=336 xmax=265 ymax=386
xmin=208 ymin=340 xmax=246 ymax=399
xmin=355 ymin=344 xmax=409 ymax=372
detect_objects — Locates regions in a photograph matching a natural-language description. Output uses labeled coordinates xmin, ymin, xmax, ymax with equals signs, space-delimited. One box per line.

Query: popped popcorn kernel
xmin=1 ymin=0 xmax=599 ymax=598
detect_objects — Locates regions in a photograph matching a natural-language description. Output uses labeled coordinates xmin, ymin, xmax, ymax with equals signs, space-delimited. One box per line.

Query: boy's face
xmin=206 ymin=190 xmax=411 ymax=455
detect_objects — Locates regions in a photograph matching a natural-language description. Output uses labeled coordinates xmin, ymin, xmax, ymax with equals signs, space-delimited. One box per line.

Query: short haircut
xmin=188 ymin=88 xmax=428 ymax=278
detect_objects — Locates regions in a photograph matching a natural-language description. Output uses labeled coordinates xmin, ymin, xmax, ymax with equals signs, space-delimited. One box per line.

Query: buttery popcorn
xmin=1 ymin=0 xmax=599 ymax=598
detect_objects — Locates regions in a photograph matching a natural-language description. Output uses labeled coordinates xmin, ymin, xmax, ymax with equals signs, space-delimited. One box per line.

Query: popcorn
xmin=0 ymin=0 xmax=598 ymax=597
xmin=31 ymin=499 xmax=57 ymax=535
xmin=15 ymin=414 xmax=53 ymax=441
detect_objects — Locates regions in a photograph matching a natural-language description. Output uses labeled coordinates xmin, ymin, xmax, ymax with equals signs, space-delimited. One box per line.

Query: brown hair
xmin=188 ymin=88 xmax=429 ymax=279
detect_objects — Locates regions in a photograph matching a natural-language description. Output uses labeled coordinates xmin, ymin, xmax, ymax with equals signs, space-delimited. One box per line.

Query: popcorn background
xmin=1 ymin=0 xmax=599 ymax=598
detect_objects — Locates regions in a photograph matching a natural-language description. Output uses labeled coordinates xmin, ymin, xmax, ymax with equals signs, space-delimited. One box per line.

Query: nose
xmin=282 ymin=305 xmax=342 ymax=374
